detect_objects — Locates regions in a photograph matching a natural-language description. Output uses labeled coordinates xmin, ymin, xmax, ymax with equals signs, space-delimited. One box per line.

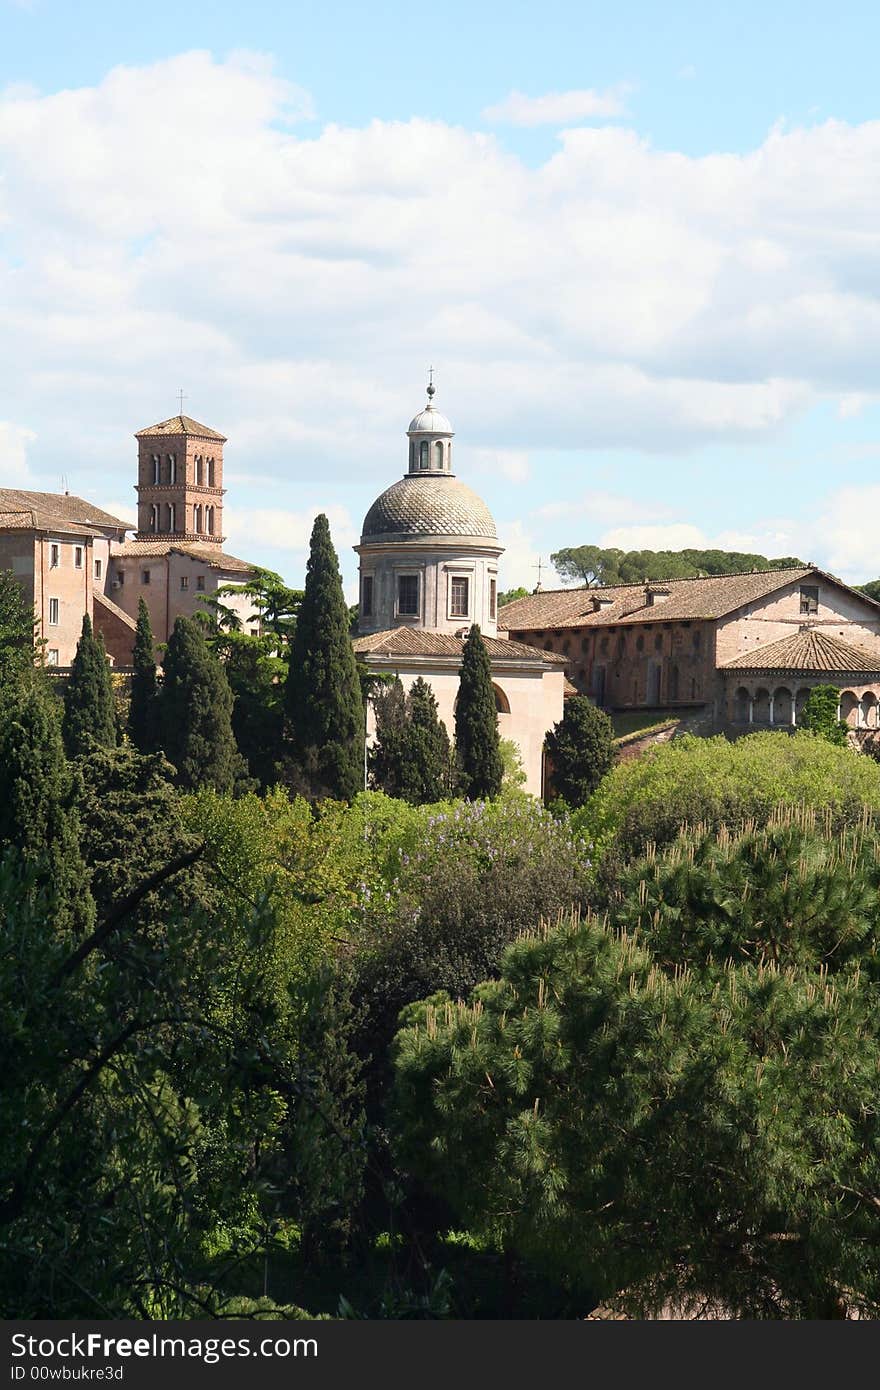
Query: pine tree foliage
xmin=284 ymin=514 xmax=364 ymax=801
xmin=61 ymin=614 xmax=116 ymax=756
xmin=455 ymin=625 xmax=503 ymax=800
xmin=370 ymin=676 xmax=453 ymax=803
xmin=545 ymin=695 xmax=614 ymax=806
xmin=392 ymin=905 xmax=880 ymax=1319
xmin=128 ymin=597 xmax=157 ymax=753
xmin=157 ymin=616 xmax=240 ymax=793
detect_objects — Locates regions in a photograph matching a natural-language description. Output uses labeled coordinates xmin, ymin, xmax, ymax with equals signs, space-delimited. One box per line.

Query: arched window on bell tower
xmin=194 ymin=504 xmax=202 ymax=534
xmin=149 ymin=503 xmax=160 ymax=533
xmin=167 ymin=502 xmax=176 ymax=533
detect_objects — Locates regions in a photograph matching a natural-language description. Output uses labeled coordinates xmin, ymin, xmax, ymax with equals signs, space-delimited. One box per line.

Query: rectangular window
xmin=94 ymin=558 xmax=102 ymax=580
xmin=489 ymin=578 xmax=497 ymax=620
xmin=180 ymin=575 xmax=189 ymax=590
xmin=48 ymin=597 xmax=59 ymax=626
xmin=397 ymin=574 xmax=419 ymax=617
xmin=74 ymin=546 xmax=83 ymax=570
xmin=47 ymin=648 xmax=59 ymax=666
xmin=800 ymin=585 xmax=819 ymax=615
xmin=141 ymin=569 xmax=151 ymax=586
xmin=450 ymin=575 xmax=469 ymax=618
xmin=196 ymin=575 xmax=205 ymax=592
xmin=50 ymin=544 xmax=59 ymax=568
xmin=362 ymin=575 xmax=374 ymax=618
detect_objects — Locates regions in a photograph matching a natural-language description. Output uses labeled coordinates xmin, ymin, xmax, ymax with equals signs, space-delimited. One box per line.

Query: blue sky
xmin=2 ymin=0 xmax=880 ymax=593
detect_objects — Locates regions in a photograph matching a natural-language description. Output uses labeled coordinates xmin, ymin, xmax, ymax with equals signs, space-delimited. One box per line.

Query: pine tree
xmin=369 ymin=678 xmax=408 ymax=797
xmin=157 ymin=616 xmax=240 ymax=793
xmin=128 ymin=597 xmax=157 ymax=753
xmin=455 ymin=625 xmax=503 ymax=800
xmin=284 ymin=514 xmax=364 ymax=801
xmin=62 ymin=614 xmax=116 ymax=757
xmin=545 ymin=695 xmax=615 ymax=806
xmin=0 ymin=681 xmax=94 ymax=935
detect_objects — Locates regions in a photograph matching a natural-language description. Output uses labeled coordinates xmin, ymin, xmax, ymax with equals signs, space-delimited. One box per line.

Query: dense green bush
xmin=574 ymin=731 xmax=880 ymax=870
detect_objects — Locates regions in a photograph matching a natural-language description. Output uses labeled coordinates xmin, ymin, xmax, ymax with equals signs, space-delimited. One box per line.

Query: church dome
xmin=408 ymin=403 xmax=454 ymax=434
xmin=361 ymin=474 xmax=497 ymax=540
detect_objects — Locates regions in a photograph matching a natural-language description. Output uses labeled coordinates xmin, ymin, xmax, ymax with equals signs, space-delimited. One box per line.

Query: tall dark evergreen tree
xmin=284 ymin=514 xmax=364 ymax=801
xmin=128 ymin=597 xmax=157 ymax=753
xmin=62 ymin=614 xmax=116 ymax=757
xmin=455 ymin=625 xmax=503 ymax=800
xmin=0 ymin=682 xmax=94 ymax=935
xmin=545 ymin=695 xmax=615 ymax=806
xmin=157 ymin=616 xmax=240 ymax=793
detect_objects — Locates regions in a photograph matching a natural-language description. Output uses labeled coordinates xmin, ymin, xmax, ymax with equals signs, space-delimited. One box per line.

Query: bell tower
xmin=134 ymin=414 xmax=227 ymax=544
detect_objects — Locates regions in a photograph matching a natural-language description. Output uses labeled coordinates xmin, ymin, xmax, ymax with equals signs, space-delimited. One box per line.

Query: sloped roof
xmin=353 ymin=626 xmax=567 ymax=665
xmin=93 ymin=589 xmax=137 ymax=630
xmin=724 ymin=627 xmax=880 ymax=674
xmin=501 ymin=568 xmax=840 ymax=630
xmin=0 ymin=489 xmax=131 ymax=533
xmin=111 ymin=540 xmax=252 ymax=573
xmin=135 ymin=415 xmax=226 ymax=441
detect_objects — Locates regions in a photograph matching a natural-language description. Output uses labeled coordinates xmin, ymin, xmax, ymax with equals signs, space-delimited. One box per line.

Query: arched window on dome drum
xmin=419 ymin=441 xmax=429 ymax=469
xmin=434 ymin=440 xmax=444 ymax=469
xmin=409 ymin=441 xmax=415 ymax=470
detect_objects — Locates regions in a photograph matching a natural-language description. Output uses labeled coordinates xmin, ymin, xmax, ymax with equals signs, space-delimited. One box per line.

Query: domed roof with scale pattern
xmin=361 ymin=474 xmax=497 ymax=540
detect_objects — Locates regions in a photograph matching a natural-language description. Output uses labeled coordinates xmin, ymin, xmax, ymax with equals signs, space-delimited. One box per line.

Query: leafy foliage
xmin=545 ymin=696 xmax=614 ymax=807
xmin=62 ymin=614 xmax=116 ymax=756
xmin=550 ymin=545 xmax=804 ymax=587
xmin=857 ymin=578 xmax=880 ymax=602
xmin=799 ymin=684 xmax=848 ymax=745
xmin=455 ymin=625 xmax=503 ymax=800
xmin=0 ymin=569 xmax=37 ymax=692
xmin=574 ymin=730 xmax=880 ymax=870
xmin=284 ymin=515 xmax=364 ymax=801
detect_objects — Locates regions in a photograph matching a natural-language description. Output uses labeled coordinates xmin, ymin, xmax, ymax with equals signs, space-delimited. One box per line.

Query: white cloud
xmin=4 ymin=50 xmax=880 ymax=558
xmin=225 ymin=505 xmax=358 ymax=556
xmin=483 ymin=85 xmax=631 ymax=126
xmin=467 ymin=447 xmax=530 ymax=484
xmin=494 ymin=518 xmax=542 ymax=590
xmin=0 ymin=422 xmax=35 ymax=480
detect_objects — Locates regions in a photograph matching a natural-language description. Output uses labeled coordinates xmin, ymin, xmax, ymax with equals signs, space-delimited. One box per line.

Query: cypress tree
xmin=284 ymin=514 xmax=364 ymax=801
xmin=545 ymin=695 xmax=615 ymax=806
xmin=62 ymin=614 xmax=116 ymax=757
xmin=0 ymin=682 xmax=94 ymax=935
xmin=157 ymin=616 xmax=239 ymax=793
xmin=128 ymin=597 xmax=157 ymax=753
xmin=402 ymin=677 xmax=453 ymax=803
xmin=455 ymin=625 xmax=503 ymax=800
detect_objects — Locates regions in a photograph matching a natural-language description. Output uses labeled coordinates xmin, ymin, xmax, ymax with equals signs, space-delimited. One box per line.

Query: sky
xmin=3 ymin=1 xmax=880 ymax=597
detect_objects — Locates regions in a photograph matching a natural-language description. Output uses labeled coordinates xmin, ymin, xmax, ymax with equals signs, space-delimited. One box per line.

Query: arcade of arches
xmin=727 ymin=679 xmax=880 ymax=729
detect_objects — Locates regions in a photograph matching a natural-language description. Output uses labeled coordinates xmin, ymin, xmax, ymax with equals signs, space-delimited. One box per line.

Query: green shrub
xmin=574 ymin=731 xmax=880 ymax=870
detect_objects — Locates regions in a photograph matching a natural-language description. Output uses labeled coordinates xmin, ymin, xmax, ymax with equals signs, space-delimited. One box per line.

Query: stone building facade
xmin=501 ymin=567 xmax=880 ymax=732
xmin=354 ymin=386 xmax=566 ymax=796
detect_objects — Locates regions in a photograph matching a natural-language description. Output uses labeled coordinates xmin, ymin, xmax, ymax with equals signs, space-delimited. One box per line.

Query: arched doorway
xmin=840 ymin=691 xmax=860 ymax=728
xmin=773 ymin=687 xmax=793 ymax=726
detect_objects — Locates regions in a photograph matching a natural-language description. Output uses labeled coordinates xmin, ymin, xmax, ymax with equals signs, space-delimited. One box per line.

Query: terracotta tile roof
xmin=724 ymin=627 xmax=880 ymax=674
xmin=0 ymin=489 xmax=131 ymax=533
xmin=353 ymin=626 xmax=568 ymax=665
xmin=111 ymin=540 xmax=252 ymax=573
xmin=500 ymin=568 xmax=820 ymax=630
xmin=135 ymin=415 xmax=226 ymax=441
xmin=93 ymin=590 xmax=137 ymax=629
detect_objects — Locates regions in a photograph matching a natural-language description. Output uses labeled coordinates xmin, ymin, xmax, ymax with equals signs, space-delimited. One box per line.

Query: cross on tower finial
xmin=178 ymin=388 xmax=187 ymax=416
xmin=533 ymin=556 xmax=544 ymax=593
xmin=427 ymin=366 xmax=435 ymax=401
